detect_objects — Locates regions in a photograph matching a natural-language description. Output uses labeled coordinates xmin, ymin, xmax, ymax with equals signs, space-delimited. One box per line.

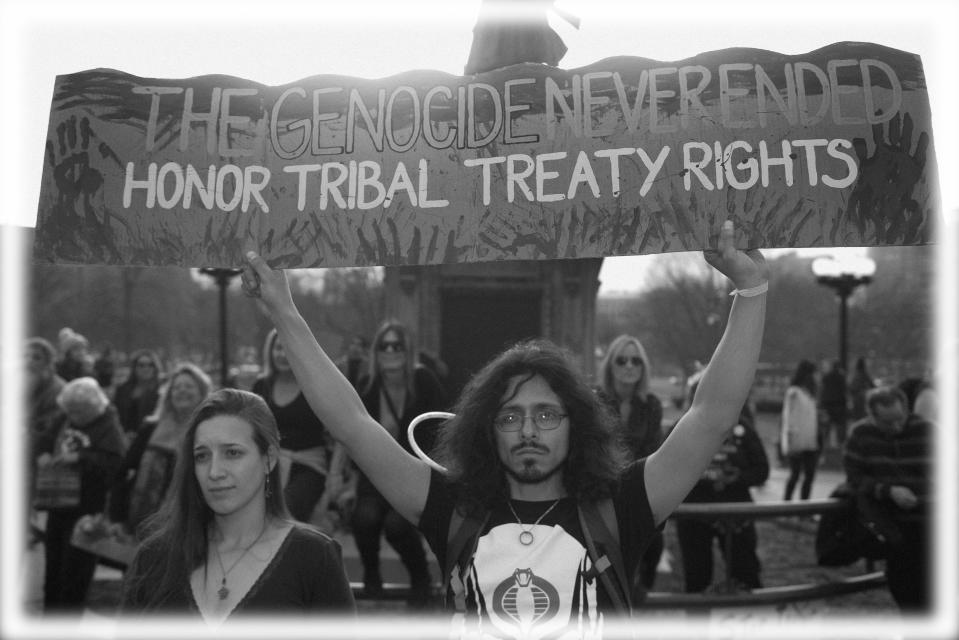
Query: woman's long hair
xmin=145 ymin=362 xmax=213 ymax=424
xmin=432 ymin=340 xmax=627 ymax=516
xmin=121 ymin=389 xmax=290 ymax=611
xmin=791 ymin=359 xmax=818 ymax=396
xmin=361 ymin=319 xmax=415 ymax=397
xmin=259 ymin=327 xmax=296 ymax=382
xmin=597 ymin=334 xmax=652 ymax=398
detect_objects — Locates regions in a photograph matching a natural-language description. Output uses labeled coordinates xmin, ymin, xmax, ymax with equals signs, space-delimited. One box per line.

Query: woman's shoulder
xmin=283 ymin=524 xmax=343 ymax=564
xmin=287 ymin=523 xmax=340 ymax=548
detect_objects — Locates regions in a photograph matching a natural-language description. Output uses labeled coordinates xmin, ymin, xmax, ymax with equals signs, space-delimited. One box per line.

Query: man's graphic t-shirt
xmin=419 ymin=460 xmax=657 ymax=639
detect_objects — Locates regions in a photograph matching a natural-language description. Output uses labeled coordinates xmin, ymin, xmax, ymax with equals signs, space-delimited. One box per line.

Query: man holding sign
xmin=240 ymin=220 xmax=766 ymax=634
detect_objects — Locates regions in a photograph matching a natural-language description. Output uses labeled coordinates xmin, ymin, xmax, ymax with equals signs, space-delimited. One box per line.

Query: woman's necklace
xmin=212 ymin=521 xmax=269 ymax=600
xmin=508 ymin=499 xmax=561 ymax=546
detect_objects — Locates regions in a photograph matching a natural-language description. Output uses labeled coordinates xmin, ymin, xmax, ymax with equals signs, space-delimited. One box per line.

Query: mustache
xmin=511 ymin=442 xmax=549 ymax=454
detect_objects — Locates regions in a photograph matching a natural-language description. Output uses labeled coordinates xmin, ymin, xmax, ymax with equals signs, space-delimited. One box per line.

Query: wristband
xmin=729 ymin=281 xmax=768 ymax=297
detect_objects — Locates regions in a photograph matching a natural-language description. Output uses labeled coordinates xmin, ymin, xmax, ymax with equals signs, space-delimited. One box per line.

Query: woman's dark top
xmin=114 ymin=381 xmax=160 ymax=435
xmin=356 ymin=366 xmax=446 ymax=495
xmin=120 ymin=525 xmax=356 ymax=616
xmin=252 ymin=377 xmax=329 ymax=451
xmin=596 ymin=388 xmax=664 ymax=460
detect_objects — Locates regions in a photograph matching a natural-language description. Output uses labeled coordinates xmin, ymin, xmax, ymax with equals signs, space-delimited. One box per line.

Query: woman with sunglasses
xmin=346 ymin=319 xmax=447 ymax=608
xmin=595 ymin=335 xmax=665 ymax=600
xmin=114 ymin=349 xmax=164 ymax=440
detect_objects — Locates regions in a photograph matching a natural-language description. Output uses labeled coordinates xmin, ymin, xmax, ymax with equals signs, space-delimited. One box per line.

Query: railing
xmin=352 ymin=498 xmax=887 ymax=608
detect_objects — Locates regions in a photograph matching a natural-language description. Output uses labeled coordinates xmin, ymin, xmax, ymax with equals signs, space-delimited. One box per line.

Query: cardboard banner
xmin=34 ymin=41 xmax=937 ymax=268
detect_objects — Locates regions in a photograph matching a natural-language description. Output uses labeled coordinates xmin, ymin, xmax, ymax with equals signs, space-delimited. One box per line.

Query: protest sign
xmin=34 ymin=42 xmax=936 ymax=268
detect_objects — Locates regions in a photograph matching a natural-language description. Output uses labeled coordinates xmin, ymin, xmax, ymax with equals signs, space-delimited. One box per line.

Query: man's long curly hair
xmin=431 ymin=340 xmax=627 ymax=516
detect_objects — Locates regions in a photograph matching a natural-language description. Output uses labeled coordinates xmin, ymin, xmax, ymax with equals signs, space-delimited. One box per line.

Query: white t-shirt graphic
xmin=471 ymin=522 xmax=598 ymax=639
xmin=419 ymin=460 xmax=658 ymax=640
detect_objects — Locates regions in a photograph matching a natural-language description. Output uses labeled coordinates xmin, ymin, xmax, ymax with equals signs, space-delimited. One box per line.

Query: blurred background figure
xmin=595 ymin=334 xmax=664 ymax=599
xmin=56 ymin=328 xmax=94 ymax=382
xmin=819 ymin=359 xmax=847 ymax=448
xmin=93 ymin=342 xmax=117 ymax=393
xmin=253 ymin=329 xmax=343 ymax=525
xmin=781 ymin=360 xmax=820 ymax=501
xmin=677 ymin=403 xmax=769 ymax=592
xmin=349 ymin=319 xmax=446 ymax=608
xmin=25 ymin=338 xmax=67 ymax=544
xmin=34 ymin=377 xmax=126 ymax=613
xmin=336 ymin=334 xmax=370 ymax=389
xmin=898 ymin=367 xmax=937 ymax=426
xmin=114 ymin=349 xmax=164 ymax=441
xmin=111 ymin=363 xmax=213 ymax=537
xmin=847 ymin=356 xmax=875 ymax=423
xmin=843 ymin=386 xmax=933 ymax=612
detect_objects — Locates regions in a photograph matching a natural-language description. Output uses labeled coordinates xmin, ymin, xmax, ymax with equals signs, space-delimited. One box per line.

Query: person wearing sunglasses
xmin=595 ymin=335 xmax=665 ymax=601
xmin=345 ymin=320 xmax=447 ymax=608
xmin=241 ymin=220 xmax=767 ymax=633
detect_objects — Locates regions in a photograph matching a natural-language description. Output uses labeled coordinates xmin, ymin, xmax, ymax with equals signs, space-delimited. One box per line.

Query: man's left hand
xmin=703 ymin=220 xmax=768 ymax=290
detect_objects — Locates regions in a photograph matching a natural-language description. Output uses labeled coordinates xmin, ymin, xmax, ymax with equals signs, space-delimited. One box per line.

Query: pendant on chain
xmin=218 ymin=582 xmax=229 ymax=600
xmin=519 ymin=531 xmax=534 ymax=546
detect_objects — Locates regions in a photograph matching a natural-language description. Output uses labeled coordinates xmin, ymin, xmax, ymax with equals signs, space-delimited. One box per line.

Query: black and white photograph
xmin=2 ymin=1 xmax=956 ymax=639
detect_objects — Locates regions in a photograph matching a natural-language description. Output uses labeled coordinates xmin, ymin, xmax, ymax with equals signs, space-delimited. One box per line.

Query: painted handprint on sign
xmin=38 ymin=115 xmax=126 ymax=263
xmin=845 ymin=112 xmax=931 ymax=244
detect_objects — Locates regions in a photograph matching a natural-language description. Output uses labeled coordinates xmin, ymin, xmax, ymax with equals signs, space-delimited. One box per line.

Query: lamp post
xmin=811 ymin=255 xmax=877 ymax=374
xmin=199 ymin=268 xmax=243 ymax=386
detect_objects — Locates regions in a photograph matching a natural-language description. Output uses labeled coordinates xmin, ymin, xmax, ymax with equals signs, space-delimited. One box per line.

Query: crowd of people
xmin=23 ymin=228 xmax=937 ymax=631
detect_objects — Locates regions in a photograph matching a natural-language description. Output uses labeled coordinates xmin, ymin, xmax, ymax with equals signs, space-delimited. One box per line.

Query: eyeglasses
xmin=378 ymin=341 xmax=405 ymax=353
xmin=614 ymin=356 xmax=643 ymax=367
xmin=494 ymin=409 xmax=567 ymax=432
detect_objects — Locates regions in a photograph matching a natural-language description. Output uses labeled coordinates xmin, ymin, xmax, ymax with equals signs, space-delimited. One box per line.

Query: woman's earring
xmin=265 ymin=472 xmax=272 ymax=498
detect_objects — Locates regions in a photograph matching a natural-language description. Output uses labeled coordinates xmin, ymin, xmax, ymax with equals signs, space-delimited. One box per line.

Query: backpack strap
xmin=578 ymin=498 xmax=632 ymax=615
xmin=443 ymin=506 xmax=490 ymax=613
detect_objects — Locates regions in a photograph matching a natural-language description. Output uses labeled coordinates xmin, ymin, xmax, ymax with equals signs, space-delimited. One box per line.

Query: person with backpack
xmin=241 ymin=220 xmax=767 ymax=632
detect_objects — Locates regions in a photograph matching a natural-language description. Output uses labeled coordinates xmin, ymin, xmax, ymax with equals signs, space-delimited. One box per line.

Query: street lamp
xmin=199 ymin=268 xmax=243 ymax=386
xmin=811 ymin=255 xmax=877 ymax=374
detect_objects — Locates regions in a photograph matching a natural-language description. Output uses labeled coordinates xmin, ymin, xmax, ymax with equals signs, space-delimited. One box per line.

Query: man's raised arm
xmin=645 ymin=221 xmax=768 ymax=524
xmin=242 ymin=252 xmax=431 ymax=523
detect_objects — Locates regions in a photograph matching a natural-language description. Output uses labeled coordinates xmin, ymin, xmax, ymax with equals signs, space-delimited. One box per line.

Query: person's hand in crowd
xmin=889 ymin=485 xmax=918 ymax=510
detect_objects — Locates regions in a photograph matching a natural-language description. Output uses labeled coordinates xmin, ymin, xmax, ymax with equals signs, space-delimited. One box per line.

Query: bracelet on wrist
xmin=728 ymin=281 xmax=769 ymax=297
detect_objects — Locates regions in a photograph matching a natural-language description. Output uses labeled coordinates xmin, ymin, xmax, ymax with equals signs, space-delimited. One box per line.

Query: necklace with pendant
xmin=508 ymin=498 xmax=561 ymax=546
xmin=212 ymin=521 xmax=268 ymax=601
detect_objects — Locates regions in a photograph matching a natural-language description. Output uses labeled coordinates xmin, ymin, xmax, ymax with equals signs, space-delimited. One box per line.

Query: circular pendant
xmin=519 ymin=531 xmax=534 ymax=546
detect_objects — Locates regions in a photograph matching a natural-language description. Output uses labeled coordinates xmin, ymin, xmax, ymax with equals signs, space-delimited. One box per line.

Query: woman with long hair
xmin=252 ymin=329 xmax=343 ymax=523
xmin=111 ymin=363 xmax=212 ymax=535
xmin=349 ymin=319 xmax=446 ymax=606
xmin=120 ymin=389 xmax=354 ymax=621
xmin=781 ymin=359 xmax=820 ymax=501
xmin=594 ymin=335 xmax=664 ymax=596
xmin=114 ymin=349 xmax=164 ymax=439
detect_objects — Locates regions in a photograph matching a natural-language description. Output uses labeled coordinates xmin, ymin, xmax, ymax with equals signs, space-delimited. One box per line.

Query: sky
xmin=1 ymin=0 xmax=957 ymax=638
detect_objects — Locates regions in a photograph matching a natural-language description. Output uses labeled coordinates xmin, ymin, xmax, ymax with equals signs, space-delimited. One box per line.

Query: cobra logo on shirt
xmin=491 ymin=568 xmax=560 ymax=633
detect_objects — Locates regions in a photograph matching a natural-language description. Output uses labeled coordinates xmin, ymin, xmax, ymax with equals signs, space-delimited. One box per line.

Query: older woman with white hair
xmin=35 ymin=376 xmax=126 ymax=613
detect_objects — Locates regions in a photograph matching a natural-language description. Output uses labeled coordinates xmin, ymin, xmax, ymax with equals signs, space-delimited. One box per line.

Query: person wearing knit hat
xmin=56 ymin=330 xmax=94 ymax=382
